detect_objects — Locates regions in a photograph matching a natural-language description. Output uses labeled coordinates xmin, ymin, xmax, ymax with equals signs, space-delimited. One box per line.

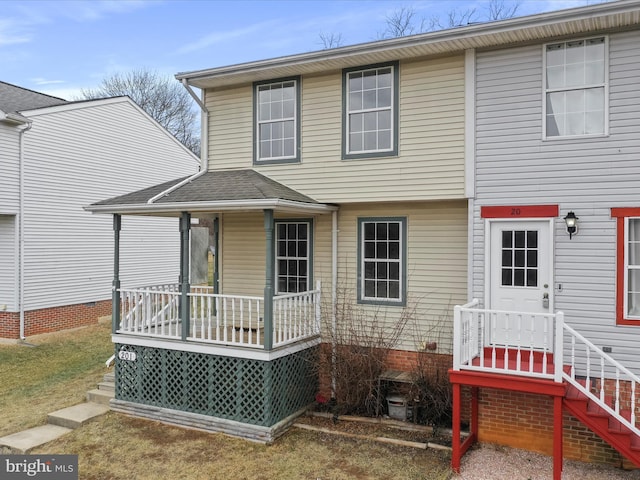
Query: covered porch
xmin=86 ymin=169 xmax=338 ymax=441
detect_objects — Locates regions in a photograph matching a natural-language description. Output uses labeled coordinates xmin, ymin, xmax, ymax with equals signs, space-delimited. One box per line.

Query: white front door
xmin=489 ymin=220 xmax=552 ymax=347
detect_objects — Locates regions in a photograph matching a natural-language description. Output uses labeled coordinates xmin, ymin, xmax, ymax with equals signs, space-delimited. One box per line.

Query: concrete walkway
xmin=0 ymin=372 xmax=114 ymax=454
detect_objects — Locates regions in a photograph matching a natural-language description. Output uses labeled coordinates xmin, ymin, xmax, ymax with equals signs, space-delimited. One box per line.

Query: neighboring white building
xmin=0 ymin=81 xmax=199 ymax=339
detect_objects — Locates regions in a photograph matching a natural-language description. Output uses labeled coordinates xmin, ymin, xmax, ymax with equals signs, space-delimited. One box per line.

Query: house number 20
xmin=511 ymin=208 xmax=521 ymax=216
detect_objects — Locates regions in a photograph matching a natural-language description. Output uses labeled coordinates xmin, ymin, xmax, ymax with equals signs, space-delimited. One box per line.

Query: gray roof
xmin=88 ymin=169 xmax=335 ymax=215
xmin=0 ymin=81 xmax=67 ymax=113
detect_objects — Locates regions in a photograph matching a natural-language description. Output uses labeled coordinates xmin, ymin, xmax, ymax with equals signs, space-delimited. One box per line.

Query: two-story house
xmin=0 ymin=81 xmax=199 ymax=340
xmin=87 ymin=0 xmax=640 ymax=475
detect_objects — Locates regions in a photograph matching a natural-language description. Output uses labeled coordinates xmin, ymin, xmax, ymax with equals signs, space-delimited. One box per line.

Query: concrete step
xmin=87 ymin=388 xmax=114 ymax=405
xmin=47 ymin=403 xmax=110 ymax=429
xmin=97 ymin=380 xmax=115 ymax=393
xmin=104 ymin=371 xmax=115 ymax=383
xmin=86 ymin=388 xmax=114 ymax=405
xmin=0 ymin=424 xmax=72 ymax=454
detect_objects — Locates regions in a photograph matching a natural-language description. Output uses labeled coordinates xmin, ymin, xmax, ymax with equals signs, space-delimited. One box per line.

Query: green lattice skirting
xmin=115 ymin=344 xmax=318 ymax=427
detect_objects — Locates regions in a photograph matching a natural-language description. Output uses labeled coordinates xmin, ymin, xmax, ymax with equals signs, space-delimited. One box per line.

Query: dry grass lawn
xmin=1 ymin=322 xmax=453 ymax=479
xmin=0 ymin=322 xmax=114 ymax=436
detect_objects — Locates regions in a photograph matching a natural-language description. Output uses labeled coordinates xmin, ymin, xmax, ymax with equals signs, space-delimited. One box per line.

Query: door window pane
xmin=500 ymin=230 xmax=539 ymax=288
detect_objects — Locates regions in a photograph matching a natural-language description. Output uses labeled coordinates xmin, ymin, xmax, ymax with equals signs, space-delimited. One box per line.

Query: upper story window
xmin=357 ymin=217 xmax=406 ymax=306
xmin=544 ymin=36 xmax=607 ymax=139
xmin=343 ymin=62 xmax=399 ymax=159
xmin=254 ymin=77 xmax=300 ymax=164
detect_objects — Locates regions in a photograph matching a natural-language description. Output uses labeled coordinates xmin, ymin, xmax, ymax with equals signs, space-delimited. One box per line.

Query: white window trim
xmin=541 ymin=35 xmax=609 ymax=141
xmin=624 ymin=217 xmax=640 ymax=320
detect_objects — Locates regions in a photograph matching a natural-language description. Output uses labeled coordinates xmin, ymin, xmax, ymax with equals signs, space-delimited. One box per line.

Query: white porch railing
xmin=453 ymin=300 xmax=640 ymax=437
xmin=117 ymin=282 xmax=321 ymax=349
xmin=563 ymin=323 xmax=640 ymax=437
xmin=452 ymin=299 xmax=563 ymax=381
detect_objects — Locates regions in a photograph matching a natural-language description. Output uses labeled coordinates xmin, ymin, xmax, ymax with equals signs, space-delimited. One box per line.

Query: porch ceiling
xmin=84 ymin=169 xmax=338 ymax=216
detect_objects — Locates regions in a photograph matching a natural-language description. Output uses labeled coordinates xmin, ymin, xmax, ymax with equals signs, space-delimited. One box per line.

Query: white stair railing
xmin=563 ymin=323 xmax=640 ymax=437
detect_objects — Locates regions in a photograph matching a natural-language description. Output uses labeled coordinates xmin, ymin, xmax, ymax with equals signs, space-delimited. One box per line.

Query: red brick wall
xmin=0 ymin=300 xmax=111 ymax=339
xmin=479 ymin=388 xmax=626 ymax=467
xmin=316 ymin=344 xmax=627 ymax=467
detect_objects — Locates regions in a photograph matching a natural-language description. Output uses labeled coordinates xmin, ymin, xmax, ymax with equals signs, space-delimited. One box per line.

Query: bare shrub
xmin=319 ymin=283 xmax=416 ymax=416
xmin=410 ymin=307 xmax=454 ymax=427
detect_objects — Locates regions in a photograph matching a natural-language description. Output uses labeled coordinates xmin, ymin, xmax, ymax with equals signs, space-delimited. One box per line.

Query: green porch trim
xmin=264 ymin=209 xmax=274 ymax=351
xmin=112 ymin=214 xmax=121 ymax=335
xmin=213 ymin=216 xmax=220 ymax=295
xmin=179 ymin=212 xmax=191 ymax=340
xmin=114 ymin=344 xmax=318 ymax=427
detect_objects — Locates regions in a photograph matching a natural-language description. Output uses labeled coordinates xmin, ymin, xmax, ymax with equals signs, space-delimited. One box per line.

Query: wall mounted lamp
xmin=564 ymin=211 xmax=579 ymax=239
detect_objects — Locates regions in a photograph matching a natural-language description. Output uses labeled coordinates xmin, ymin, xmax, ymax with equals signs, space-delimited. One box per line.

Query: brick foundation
xmin=478 ymin=388 xmax=627 ymax=467
xmin=0 ymin=299 xmax=111 ymax=339
xmin=316 ymin=344 xmax=629 ymax=468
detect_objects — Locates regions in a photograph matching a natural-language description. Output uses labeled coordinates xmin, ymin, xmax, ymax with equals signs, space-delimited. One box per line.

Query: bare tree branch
xmin=487 ymin=0 xmax=521 ymax=20
xmin=79 ymin=69 xmax=200 ymax=155
xmin=319 ymin=32 xmax=343 ymax=49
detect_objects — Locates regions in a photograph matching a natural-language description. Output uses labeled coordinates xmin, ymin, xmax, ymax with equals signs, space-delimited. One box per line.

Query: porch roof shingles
xmin=87 ymin=169 xmax=333 ymax=214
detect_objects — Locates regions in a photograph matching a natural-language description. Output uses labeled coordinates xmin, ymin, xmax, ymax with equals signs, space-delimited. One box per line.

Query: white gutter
xmin=18 ymin=119 xmax=33 ymax=340
xmin=147 ymin=169 xmax=208 ymax=204
xmin=331 ymin=210 xmax=338 ymax=398
xmin=86 ymin=198 xmax=339 ymax=215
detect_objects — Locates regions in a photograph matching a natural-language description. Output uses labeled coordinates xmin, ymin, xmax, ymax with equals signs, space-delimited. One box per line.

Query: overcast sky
xmin=1 ymin=0 xmax=598 ymax=100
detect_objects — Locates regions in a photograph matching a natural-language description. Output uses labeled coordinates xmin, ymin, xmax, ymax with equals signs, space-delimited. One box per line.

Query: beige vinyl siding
xmin=206 ymin=85 xmax=253 ymax=169
xmin=314 ymin=201 xmax=467 ymax=351
xmin=0 ymin=215 xmax=17 ymax=311
xmin=220 ymin=212 xmax=267 ymax=297
xmin=205 ymin=55 xmax=466 ymax=202
xmin=473 ymin=30 xmax=640 ymax=369
xmin=20 ymin=99 xmax=198 ymax=310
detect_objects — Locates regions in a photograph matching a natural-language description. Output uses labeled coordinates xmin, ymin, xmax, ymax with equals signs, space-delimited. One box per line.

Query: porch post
xmin=213 ymin=216 xmax=220 ymax=295
xmin=553 ymin=395 xmax=563 ymax=480
xmin=179 ymin=212 xmax=191 ymax=341
xmin=263 ymin=209 xmax=274 ymax=351
xmin=451 ymin=382 xmax=462 ymax=473
xmin=112 ymin=214 xmax=121 ymax=335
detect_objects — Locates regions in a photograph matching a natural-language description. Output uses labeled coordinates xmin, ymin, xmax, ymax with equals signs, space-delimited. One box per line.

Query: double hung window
xmin=275 ymin=221 xmax=311 ymax=294
xmin=255 ymin=78 xmax=299 ymax=163
xmin=544 ymin=37 xmax=607 ymax=138
xmin=358 ymin=218 xmax=406 ymax=305
xmin=343 ymin=62 xmax=398 ymax=158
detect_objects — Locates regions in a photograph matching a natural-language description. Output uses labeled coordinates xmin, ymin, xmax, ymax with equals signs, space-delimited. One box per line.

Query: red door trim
xmin=481 ymin=205 xmax=559 ymax=219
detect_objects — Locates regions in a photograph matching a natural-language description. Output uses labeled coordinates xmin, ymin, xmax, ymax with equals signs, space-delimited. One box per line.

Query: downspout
xmin=331 ymin=210 xmax=338 ymax=398
xmin=180 ymin=79 xmax=209 ymax=172
xmin=18 ymin=120 xmax=33 ymax=340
